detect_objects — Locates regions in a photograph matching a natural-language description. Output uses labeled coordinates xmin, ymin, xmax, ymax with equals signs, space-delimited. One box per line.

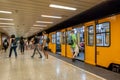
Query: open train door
xmin=56 ymin=31 xmax=61 ymax=55
xmin=84 ymin=21 xmax=96 ymax=65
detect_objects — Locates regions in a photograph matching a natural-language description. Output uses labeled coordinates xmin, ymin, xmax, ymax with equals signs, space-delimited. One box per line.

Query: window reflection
xmin=96 ymin=22 xmax=110 ymax=46
xmin=88 ymin=26 xmax=94 ymax=46
xmin=52 ymin=34 xmax=56 ymax=43
xmin=61 ymin=32 xmax=66 ymax=44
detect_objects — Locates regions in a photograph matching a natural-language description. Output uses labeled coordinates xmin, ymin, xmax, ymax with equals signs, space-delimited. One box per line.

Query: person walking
xmin=9 ymin=34 xmax=17 ymax=58
xmin=42 ymin=31 xmax=49 ymax=59
xmin=31 ymin=34 xmax=42 ymax=58
xmin=20 ymin=36 xmax=25 ymax=54
xmin=69 ymin=30 xmax=79 ymax=62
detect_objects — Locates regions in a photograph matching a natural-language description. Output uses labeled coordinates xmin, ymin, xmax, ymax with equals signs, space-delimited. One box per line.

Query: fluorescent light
xmin=41 ymin=15 xmax=62 ymax=19
xmin=30 ymin=28 xmax=43 ymax=30
xmin=29 ymin=30 xmax=41 ymax=33
xmin=0 ymin=18 xmax=13 ymax=21
xmin=0 ymin=10 xmax=12 ymax=14
xmin=0 ymin=26 xmax=13 ymax=28
xmin=49 ymin=4 xmax=77 ymax=11
xmin=30 ymin=28 xmax=42 ymax=30
xmin=36 ymin=21 xmax=53 ymax=24
xmin=30 ymin=27 xmax=43 ymax=29
xmin=0 ymin=23 xmax=14 ymax=25
xmin=33 ymin=24 xmax=47 ymax=27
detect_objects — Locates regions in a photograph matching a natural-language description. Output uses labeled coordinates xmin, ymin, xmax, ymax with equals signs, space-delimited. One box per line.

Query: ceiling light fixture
xmin=36 ymin=21 xmax=53 ymax=24
xmin=0 ymin=23 xmax=14 ymax=25
xmin=30 ymin=29 xmax=42 ymax=30
xmin=33 ymin=24 xmax=47 ymax=27
xmin=31 ymin=27 xmax=43 ymax=28
xmin=49 ymin=4 xmax=77 ymax=11
xmin=0 ymin=26 xmax=13 ymax=28
xmin=0 ymin=18 xmax=13 ymax=21
xmin=41 ymin=15 xmax=62 ymax=19
xmin=0 ymin=10 xmax=12 ymax=14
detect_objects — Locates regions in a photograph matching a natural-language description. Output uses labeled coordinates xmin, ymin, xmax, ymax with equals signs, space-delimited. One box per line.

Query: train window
xmin=74 ymin=27 xmax=85 ymax=47
xmin=96 ymin=22 xmax=110 ymax=46
xmin=61 ymin=32 xmax=66 ymax=44
xmin=87 ymin=26 xmax=94 ymax=46
xmin=52 ymin=34 xmax=56 ymax=43
xmin=66 ymin=31 xmax=71 ymax=44
xmin=56 ymin=32 xmax=61 ymax=44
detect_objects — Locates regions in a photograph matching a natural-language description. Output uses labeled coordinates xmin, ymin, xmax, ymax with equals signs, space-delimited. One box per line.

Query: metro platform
xmin=0 ymin=50 xmax=120 ymax=80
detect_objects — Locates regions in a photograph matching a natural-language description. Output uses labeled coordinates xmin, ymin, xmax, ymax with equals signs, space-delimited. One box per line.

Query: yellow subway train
xmin=48 ymin=14 xmax=120 ymax=72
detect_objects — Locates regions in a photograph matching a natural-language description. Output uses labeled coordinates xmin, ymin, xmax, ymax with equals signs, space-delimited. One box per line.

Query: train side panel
xmin=96 ymin=14 xmax=120 ymax=67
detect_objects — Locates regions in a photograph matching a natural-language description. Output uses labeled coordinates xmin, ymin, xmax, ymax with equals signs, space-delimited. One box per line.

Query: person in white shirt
xmin=42 ymin=31 xmax=48 ymax=59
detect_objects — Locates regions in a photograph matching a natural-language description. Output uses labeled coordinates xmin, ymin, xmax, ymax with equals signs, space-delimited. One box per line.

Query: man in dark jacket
xmin=20 ymin=36 xmax=25 ymax=54
xmin=31 ymin=34 xmax=42 ymax=58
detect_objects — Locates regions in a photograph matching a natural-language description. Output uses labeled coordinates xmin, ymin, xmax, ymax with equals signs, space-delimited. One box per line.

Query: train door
xmin=51 ymin=32 xmax=56 ymax=53
xmin=66 ymin=27 xmax=73 ymax=58
xmin=61 ymin=29 xmax=66 ymax=56
xmin=96 ymin=19 xmax=111 ymax=67
xmin=56 ymin=32 xmax=61 ymax=55
xmin=74 ymin=26 xmax=85 ymax=61
xmin=84 ymin=21 xmax=96 ymax=65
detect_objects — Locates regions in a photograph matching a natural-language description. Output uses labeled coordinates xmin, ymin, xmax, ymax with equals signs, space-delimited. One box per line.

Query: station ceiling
xmin=0 ymin=0 xmax=105 ymax=37
xmin=45 ymin=0 xmax=120 ymax=34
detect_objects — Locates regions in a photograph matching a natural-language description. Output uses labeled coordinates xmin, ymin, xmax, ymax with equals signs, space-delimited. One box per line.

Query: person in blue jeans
xmin=20 ymin=36 xmax=25 ymax=54
xmin=9 ymin=34 xmax=17 ymax=58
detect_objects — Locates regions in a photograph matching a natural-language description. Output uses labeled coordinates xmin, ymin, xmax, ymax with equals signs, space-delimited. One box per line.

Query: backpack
xmin=12 ymin=39 xmax=17 ymax=47
xmin=3 ymin=42 xmax=8 ymax=47
xmin=46 ymin=37 xmax=50 ymax=43
xmin=34 ymin=36 xmax=39 ymax=44
xmin=68 ymin=39 xmax=74 ymax=45
xmin=20 ymin=39 xmax=24 ymax=45
xmin=68 ymin=36 xmax=74 ymax=45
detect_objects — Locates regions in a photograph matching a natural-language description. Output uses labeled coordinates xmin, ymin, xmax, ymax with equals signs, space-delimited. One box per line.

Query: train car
xmin=49 ymin=14 xmax=120 ymax=72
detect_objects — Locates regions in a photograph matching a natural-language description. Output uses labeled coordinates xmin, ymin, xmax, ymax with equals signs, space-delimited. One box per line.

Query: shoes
xmin=72 ymin=58 xmax=75 ymax=62
xmin=21 ymin=52 xmax=24 ymax=54
xmin=39 ymin=56 xmax=42 ymax=58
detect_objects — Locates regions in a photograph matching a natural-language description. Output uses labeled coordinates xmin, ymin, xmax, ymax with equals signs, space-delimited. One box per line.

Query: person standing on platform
xmin=3 ymin=39 xmax=9 ymax=52
xmin=20 ymin=36 xmax=25 ymax=54
xmin=9 ymin=34 xmax=17 ymax=58
xmin=39 ymin=36 xmax=43 ymax=51
xmin=31 ymin=34 xmax=42 ymax=58
xmin=42 ymin=31 xmax=49 ymax=59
